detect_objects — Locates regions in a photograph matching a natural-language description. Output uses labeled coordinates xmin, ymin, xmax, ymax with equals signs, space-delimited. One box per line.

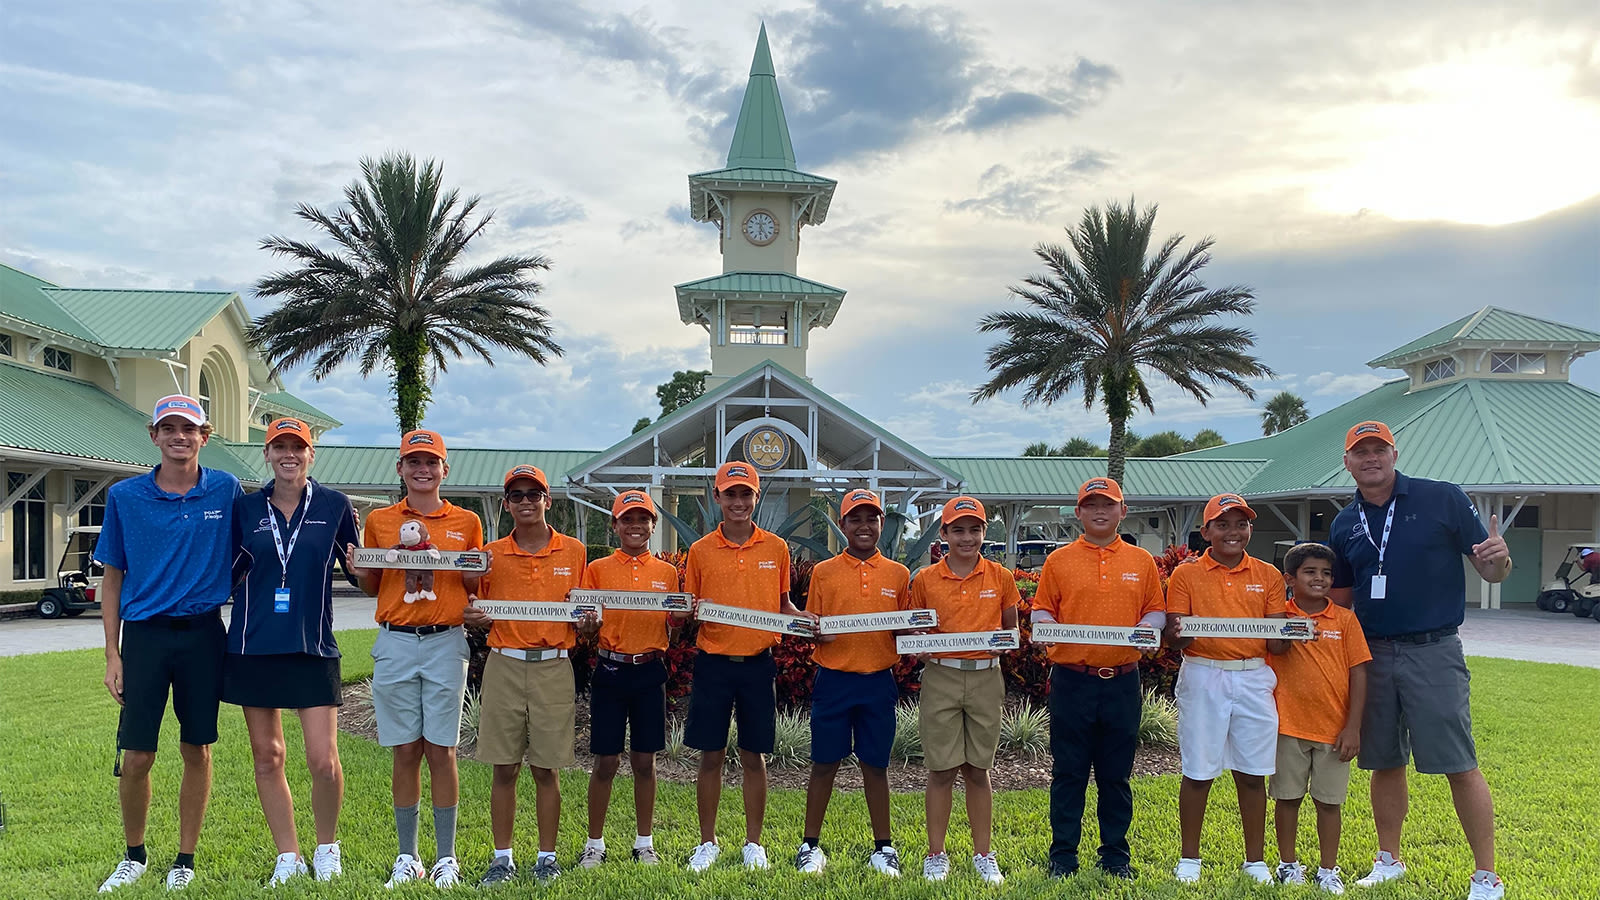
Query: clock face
xmin=743 ymin=210 xmax=777 ymax=245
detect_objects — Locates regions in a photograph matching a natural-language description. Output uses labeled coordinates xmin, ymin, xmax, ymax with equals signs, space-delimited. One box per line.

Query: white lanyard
xmin=268 ymin=481 xmax=313 ymax=589
xmin=1356 ymin=498 xmax=1395 ymax=575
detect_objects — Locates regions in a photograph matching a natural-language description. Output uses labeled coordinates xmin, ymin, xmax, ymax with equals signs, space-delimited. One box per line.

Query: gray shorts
xmin=1359 ymin=634 xmax=1476 ymax=775
xmin=371 ymin=626 xmax=469 ymax=748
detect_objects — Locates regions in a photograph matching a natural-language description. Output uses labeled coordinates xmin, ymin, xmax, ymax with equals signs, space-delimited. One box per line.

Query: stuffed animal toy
xmin=386 ymin=519 xmax=441 ymax=603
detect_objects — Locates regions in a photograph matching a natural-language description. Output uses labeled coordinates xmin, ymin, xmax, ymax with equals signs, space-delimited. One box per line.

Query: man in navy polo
xmin=1329 ymin=421 xmax=1510 ymax=900
xmin=95 ymin=395 xmax=242 ymax=893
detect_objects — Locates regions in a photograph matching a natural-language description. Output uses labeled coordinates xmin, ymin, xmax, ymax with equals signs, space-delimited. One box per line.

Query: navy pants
xmin=1048 ymin=665 xmax=1142 ymax=871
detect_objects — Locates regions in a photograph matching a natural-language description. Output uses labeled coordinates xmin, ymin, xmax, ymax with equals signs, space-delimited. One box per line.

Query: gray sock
xmin=394 ymin=803 xmax=420 ymax=859
xmin=433 ymin=805 xmax=458 ymax=860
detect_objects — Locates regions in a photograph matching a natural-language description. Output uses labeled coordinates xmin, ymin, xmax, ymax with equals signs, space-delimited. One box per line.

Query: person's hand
xmin=1335 ymin=723 xmax=1361 ymax=762
xmin=1132 ymin=623 xmax=1162 ymax=656
xmin=1471 ymin=515 xmax=1509 ymax=565
xmin=576 ymin=609 xmax=601 ymax=637
xmin=1165 ymin=615 xmax=1185 ymax=640
xmin=461 ymin=596 xmax=492 ymax=628
xmin=800 ymin=610 xmax=821 ymax=639
xmin=344 ymin=544 xmax=373 ymax=581
xmin=104 ymin=654 xmax=125 ymax=706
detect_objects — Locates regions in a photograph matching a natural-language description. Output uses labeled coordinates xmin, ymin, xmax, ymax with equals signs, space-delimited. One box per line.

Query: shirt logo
xmin=979 ymin=588 xmax=997 ymax=598
xmin=259 ymin=517 xmax=271 ymax=528
xmin=446 ymin=530 xmax=465 ymax=541
xmin=651 ymin=581 xmax=669 ymax=590
xmin=880 ymin=587 xmax=898 ymax=598
xmin=203 ymin=509 xmax=224 ymax=520
xmin=1121 ymin=572 xmax=1141 ymax=582
xmin=553 ymin=566 xmax=573 ymax=576
xmin=1321 ymin=629 xmax=1343 ymax=641
xmin=758 ymin=560 xmax=778 ymax=570
xmin=1246 ymin=584 xmax=1265 ymax=593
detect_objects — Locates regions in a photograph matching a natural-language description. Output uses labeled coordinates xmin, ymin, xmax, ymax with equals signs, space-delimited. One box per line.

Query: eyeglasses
xmin=505 ymin=489 xmax=546 ymax=504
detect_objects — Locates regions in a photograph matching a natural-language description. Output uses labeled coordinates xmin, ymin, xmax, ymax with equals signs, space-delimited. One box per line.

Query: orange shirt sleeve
xmin=895 ymin=565 xmax=912 ymax=611
xmin=999 ymin=565 xmax=1020 ymax=609
xmin=1033 ymin=556 xmax=1062 ymax=619
xmin=777 ymin=540 xmax=793 ymax=594
xmin=683 ymin=543 xmax=704 ymax=597
xmin=1166 ymin=565 xmax=1193 ymax=615
xmin=1263 ymin=565 xmax=1287 ymax=616
xmin=1140 ymin=556 xmax=1165 ymax=616
xmin=1344 ymin=610 xmax=1373 ymax=666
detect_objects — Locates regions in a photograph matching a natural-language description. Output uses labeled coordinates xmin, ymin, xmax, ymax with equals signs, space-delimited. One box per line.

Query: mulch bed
xmin=337 ymin=684 xmax=1180 ymax=791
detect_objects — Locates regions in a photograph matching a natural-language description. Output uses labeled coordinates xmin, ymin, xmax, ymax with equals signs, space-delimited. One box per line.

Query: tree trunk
xmin=388 ymin=330 xmax=431 ymax=434
xmin=1107 ymin=416 xmax=1128 ymax=485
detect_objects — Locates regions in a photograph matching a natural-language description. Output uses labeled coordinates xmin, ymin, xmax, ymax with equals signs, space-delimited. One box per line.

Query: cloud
xmin=957 ymin=58 xmax=1122 ymax=131
xmin=1302 ymin=371 xmax=1392 ymax=397
xmin=503 ymin=196 xmax=587 ymax=230
xmin=945 ymin=149 xmax=1115 ymax=221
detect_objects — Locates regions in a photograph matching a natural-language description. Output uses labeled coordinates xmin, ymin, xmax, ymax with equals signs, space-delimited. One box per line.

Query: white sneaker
xmin=1317 ymin=866 xmax=1347 ymax=894
xmin=1243 ymin=860 xmax=1273 ymax=883
xmin=742 ymin=842 xmax=770 ymax=870
xmin=1467 ymin=872 xmax=1506 ymax=900
xmin=577 ymin=845 xmax=606 ymax=869
xmin=795 ymin=842 xmax=825 ymax=874
xmin=1175 ymin=857 xmax=1202 ymax=883
xmin=923 ymin=852 xmax=950 ymax=881
xmin=869 ymin=846 xmax=902 ymax=876
xmin=312 ymin=843 xmax=342 ymax=881
xmin=165 ymin=866 xmax=195 ymax=891
xmin=385 ymin=854 xmax=426 ymax=889
xmin=686 ymin=841 xmax=721 ymax=873
xmin=429 ymin=856 xmax=462 ymax=888
xmin=1276 ymin=861 xmax=1307 ymax=884
xmin=98 ymin=859 xmax=147 ymax=892
xmin=1356 ymin=853 xmax=1407 ymax=887
xmin=269 ymin=853 xmax=308 ymax=886
xmin=973 ymin=852 xmax=1004 ymax=885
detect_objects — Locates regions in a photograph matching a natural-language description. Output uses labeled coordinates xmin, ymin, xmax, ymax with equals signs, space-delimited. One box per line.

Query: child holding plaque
xmin=908 ymin=496 xmax=1020 ymax=885
xmin=795 ymin=488 xmax=911 ymax=876
xmin=1030 ymin=477 xmax=1164 ymax=880
xmin=1165 ymin=493 xmax=1289 ymax=885
xmin=461 ymin=465 xmax=594 ymax=884
xmin=578 ymin=489 xmax=683 ymax=868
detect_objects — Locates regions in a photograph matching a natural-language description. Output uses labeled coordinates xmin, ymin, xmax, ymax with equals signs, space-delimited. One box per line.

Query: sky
xmin=3 ymin=0 xmax=1597 ymax=455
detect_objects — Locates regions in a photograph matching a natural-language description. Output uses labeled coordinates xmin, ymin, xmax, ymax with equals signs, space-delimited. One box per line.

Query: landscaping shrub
xmin=459 ymin=688 xmax=483 ymax=750
xmin=1139 ymin=689 xmax=1179 ymax=748
xmin=999 ymin=701 xmax=1050 ymax=758
xmin=890 ymin=701 xmax=922 ymax=763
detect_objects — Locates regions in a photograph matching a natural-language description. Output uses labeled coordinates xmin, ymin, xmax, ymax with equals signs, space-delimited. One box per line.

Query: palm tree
xmin=249 ymin=153 xmax=562 ymax=433
xmin=1261 ymin=390 xmax=1309 ymax=435
xmin=972 ymin=199 xmax=1273 ymax=483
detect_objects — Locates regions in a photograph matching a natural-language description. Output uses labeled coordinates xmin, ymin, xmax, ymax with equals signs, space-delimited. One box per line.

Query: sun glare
xmin=1310 ymin=52 xmax=1600 ymax=226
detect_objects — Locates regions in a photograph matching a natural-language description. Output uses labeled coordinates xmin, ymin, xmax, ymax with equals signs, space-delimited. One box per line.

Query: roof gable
xmin=42 ymin=288 xmax=238 ymax=352
xmin=1369 ymin=306 xmax=1600 ymax=367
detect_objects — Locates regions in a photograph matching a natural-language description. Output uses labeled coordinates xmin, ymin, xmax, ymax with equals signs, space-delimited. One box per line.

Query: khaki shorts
xmin=918 ymin=663 xmax=1003 ymax=771
xmin=1269 ymin=735 xmax=1351 ymax=805
xmin=477 ymin=651 xmax=576 ymax=768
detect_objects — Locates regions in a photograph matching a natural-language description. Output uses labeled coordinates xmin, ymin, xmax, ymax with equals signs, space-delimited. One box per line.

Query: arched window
xmin=198 ymin=371 xmax=213 ymax=414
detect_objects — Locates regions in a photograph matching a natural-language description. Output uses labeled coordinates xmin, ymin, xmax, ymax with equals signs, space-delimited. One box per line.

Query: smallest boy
xmin=796 ymin=488 xmax=911 ymax=876
xmin=463 ymin=465 xmax=594 ymax=885
xmin=1165 ymin=493 xmax=1289 ymax=885
xmin=1268 ymin=543 xmax=1370 ymax=893
xmin=910 ymin=496 xmax=1020 ymax=885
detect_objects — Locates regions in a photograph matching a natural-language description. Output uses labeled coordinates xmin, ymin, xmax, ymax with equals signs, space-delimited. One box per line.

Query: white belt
xmin=933 ymin=657 xmax=997 ymax=671
xmin=494 ymin=647 xmax=569 ymax=662
xmin=1185 ymin=655 xmax=1265 ymax=671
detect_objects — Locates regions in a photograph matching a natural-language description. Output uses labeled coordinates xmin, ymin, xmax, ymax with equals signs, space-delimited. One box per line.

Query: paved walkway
xmin=1459 ymin=606 xmax=1599 ymax=669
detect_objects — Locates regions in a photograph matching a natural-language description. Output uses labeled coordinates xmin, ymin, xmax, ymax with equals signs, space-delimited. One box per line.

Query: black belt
xmin=1054 ymin=661 xmax=1139 ymax=679
xmin=381 ymin=622 xmax=455 ymax=636
xmin=1374 ymin=626 xmax=1457 ymax=645
xmin=137 ymin=610 xmax=221 ymax=630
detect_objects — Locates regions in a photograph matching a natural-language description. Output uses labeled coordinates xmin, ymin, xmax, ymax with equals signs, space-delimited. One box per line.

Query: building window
xmin=198 ymin=371 xmax=213 ymax=414
xmin=730 ymin=325 xmax=789 ymax=345
xmin=8 ymin=472 xmax=47 ymax=581
xmin=1422 ymin=357 xmax=1455 ymax=383
xmin=0 ymin=333 xmax=12 ymax=356
xmin=1489 ymin=351 xmax=1545 ymax=375
xmin=42 ymin=347 xmax=73 ymax=372
xmin=73 ymin=480 xmax=108 ymax=573
xmin=1499 ymin=504 xmax=1539 ymax=529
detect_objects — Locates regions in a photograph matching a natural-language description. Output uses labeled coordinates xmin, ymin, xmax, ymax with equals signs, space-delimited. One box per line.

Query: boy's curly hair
xmin=1283 ymin=541 xmax=1336 ymax=577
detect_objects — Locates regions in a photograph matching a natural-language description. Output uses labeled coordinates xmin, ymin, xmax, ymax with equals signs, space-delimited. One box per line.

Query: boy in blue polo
xmin=96 ymin=395 xmax=243 ymax=893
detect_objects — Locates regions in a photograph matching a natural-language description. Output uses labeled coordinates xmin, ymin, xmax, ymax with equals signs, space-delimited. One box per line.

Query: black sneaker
xmin=532 ymin=856 xmax=561 ymax=882
xmin=1100 ymin=862 xmax=1138 ymax=880
xmin=479 ymin=858 xmax=517 ymax=886
xmin=1050 ymin=861 xmax=1079 ymax=879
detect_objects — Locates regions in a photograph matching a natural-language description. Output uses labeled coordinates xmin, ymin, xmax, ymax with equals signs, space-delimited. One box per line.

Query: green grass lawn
xmin=0 ymin=633 xmax=1594 ymax=899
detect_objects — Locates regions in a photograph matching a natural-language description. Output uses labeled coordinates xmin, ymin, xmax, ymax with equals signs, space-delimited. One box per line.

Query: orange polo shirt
xmin=1269 ymin=599 xmax=1372 ymax=744
xmin=908 ymin=556 xmax=1020 ymax=660
xmin=363 ymin=499 xmax=483 ymax=627
xmin=1032 ymin=536 xmax=1165 ymax=668
xmin=478 ymin=530 xmax=587 ymax=650
xmin=582 ymin=549 xmax=679 ymax=656
xmin=1166 ymin=550 xmax=1287 ymax=660
xmin=685 ymin=524 xmax=791 ymax=657
xmin=808 ymin=550 xmax=912 ymax=674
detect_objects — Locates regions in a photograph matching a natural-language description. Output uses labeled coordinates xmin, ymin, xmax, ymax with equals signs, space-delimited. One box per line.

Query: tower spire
xmin=725 ymin=23 xmax=796 ymax=170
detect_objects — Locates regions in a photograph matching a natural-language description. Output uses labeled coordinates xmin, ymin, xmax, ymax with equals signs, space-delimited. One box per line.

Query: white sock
xmin=1474 ymin=870 xmax=1499 ymax=884
xmin=1376 ymin=851 xmax=1399 ymax=865
xmin=634 ymin=835 xmax=653 ymax=850
xmin=1318 ymin=867 xmax=1336 ymax=875
xmin=537 ymin=851 xmax=556 ymax=864
xmin=585 ymin=838 xmax=606 ymax=852
xmin=493 ymin=848 xmax=513 ymax=865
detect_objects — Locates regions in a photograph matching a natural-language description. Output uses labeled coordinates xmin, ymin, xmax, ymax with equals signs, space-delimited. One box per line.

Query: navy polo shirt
xmin=95 ymin=466 xmax=242 ymax=621
xmin=1330 ymin=471 xmax=1487 ymax=639
xmin=228 ymin=478 xmax=359 ymax=657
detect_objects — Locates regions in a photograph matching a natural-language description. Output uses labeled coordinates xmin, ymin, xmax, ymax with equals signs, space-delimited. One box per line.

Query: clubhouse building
xmin=4 ymin=28 xmax=1598 ymax=610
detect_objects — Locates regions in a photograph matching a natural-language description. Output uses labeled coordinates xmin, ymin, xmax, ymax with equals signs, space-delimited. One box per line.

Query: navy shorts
xmin=118 ymin=610 xmax=226 ymax=752
xmin=589 ymin=657 xmax=668 ymax=756
xmin=810 ymin=666 xmax=898 ymax=769
xmin=684 ymin=650 xmax=776 ymax=754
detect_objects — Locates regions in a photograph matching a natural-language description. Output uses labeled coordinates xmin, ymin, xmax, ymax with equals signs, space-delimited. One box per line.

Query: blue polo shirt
xmin=95 ymin=466 xmax=242 ymax=621
xmin=1330 ymin=471 xmax=1487 ymax=639
xmin=228 ymin=478 xmax=359 ymax=657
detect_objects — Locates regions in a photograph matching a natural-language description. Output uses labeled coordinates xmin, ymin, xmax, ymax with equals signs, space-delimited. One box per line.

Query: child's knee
xmin=1233 ymin=772 xmax=1266 ymax=791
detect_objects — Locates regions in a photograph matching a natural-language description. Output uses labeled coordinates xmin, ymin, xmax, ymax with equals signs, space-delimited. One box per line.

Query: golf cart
xmin=1535 ymin=543 xmax=1600 ymax=617
xmin=35 ymin=526 xmax=103 ymax=619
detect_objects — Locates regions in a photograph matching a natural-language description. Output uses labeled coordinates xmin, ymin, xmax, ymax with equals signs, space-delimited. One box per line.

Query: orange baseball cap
xmin=839 ymin=488 xmax=883 ymax=519
xmin=502 ymin=464 xmax=548 ymax=491
xmin=715 ymin=461 xmax=760 ymax=493
xmin=941 ymin=496 xmax=986 ymax=526
xmin=1345 ymin=421 xmax=1395 ymax=451
xmin=1076 ymin=477 xmax=1124 ymax=505
xmin=1203 ymin=492 xmax=1256 ymax=524
xmin=263 ymin=417 xmax=313 ymax=446
xmin=611 ymin=489 xmax=658 ymax=519
xmin=400 ymin=429 xmax=447 ymax=460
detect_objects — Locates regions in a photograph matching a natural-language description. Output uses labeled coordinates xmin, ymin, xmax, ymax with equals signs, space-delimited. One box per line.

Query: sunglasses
xmin=505 ymin=489 xmax=547 ymax=504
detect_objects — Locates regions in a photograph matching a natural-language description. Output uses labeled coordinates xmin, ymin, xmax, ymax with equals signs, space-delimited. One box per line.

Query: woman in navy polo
xmin=225 ymin=417 xmax=360 ymax=885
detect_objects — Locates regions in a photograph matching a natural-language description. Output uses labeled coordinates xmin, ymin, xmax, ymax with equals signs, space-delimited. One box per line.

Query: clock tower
xmin=677 ymin=24 xmax=845 ymax=387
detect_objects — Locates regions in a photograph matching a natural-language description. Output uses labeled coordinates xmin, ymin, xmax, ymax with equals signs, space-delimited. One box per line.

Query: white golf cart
xmin=1535 ymin=543 xmax=1600 ymax=618
xmin=35 ymin=525 xmax=103 ymax=619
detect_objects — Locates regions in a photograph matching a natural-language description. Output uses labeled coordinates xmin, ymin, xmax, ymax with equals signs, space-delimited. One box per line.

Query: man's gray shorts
xmin=371 ymin=626 xmax=469 ymax=748
xmin=1359 ymin=633 xmax=1476 ymax=774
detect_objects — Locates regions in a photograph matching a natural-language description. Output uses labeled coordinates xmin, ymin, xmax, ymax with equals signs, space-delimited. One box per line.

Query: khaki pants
xmin=477 ymin=651 xmax=576 ymax=768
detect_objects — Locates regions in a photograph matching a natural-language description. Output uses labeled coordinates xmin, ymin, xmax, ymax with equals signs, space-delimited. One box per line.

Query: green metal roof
xmin=0 ymin=263 xmax=237 ymax=353
xmin=306 ymin=445 xmax=596 ymax=492
xmin=689 ymin=167 xmax=835 ymax=187
xmin=259 ymin=391 xmax=342 ymax=427
xmin=0 ymin=360 xmax=256 ymax=477
xmin=726 ymin=24 xmax=796 ymax=170
xmin=933 ymin=456 xmax=1272 ymax=501
xmin=1368 ymin=306 xmax=1600 ymax=367
xmin=675 ymin=272 xmax=845 ymax=297
xmin=0 ymin=264 xmax=96 ymax=341
xmin=1181 ymin=377 xmax=1600 ymax=495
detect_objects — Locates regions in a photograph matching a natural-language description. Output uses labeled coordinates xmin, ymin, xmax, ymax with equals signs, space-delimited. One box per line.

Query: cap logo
xmin=1217 ymin=496 xmax=1241 ymax=507
xmin=953 ymin=499 xmax=978 ymax=511
xmin=407 ymin=433 xmax=435 ymax=445
xmin=726 ymin=465 xmax=750 ymax=478
xmin=1085 ymin=480 xmax=1108 ymax=491
xmin=276 ymin=420 xmax=303 ymax=432
xmin=849 ymin=490 xmax=874 ymax=502
xmin=621 ymin=493 xmax=646 ymax=505
xmin=511 ymin=465 xmax=538 ymax=477
xmin=1354 ymin=424 xmax=1381 ymax=436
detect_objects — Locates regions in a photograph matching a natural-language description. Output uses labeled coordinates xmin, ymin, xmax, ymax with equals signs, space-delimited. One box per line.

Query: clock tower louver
xmin=677 ymin=24 xmax=844 ymax=387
